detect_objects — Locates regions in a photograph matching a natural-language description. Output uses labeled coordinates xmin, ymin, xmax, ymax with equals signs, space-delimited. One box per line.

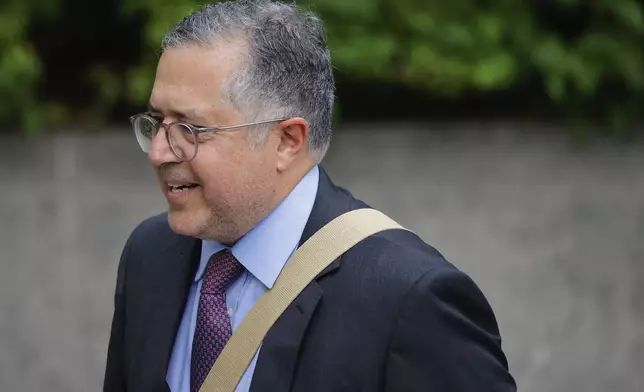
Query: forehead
xmin=150 ymin=40 xmax=247 ymax=117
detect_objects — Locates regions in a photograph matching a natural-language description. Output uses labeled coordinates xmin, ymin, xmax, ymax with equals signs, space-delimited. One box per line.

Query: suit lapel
xmin=141 ymin=232 xmax=201 ymax=391
xmin=250 ymin=166 xmax=367 ymax=392
xmin=248 ymin=282 xmax=323 ymax=392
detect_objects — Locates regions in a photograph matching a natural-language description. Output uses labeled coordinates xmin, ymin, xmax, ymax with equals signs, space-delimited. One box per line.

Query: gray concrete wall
xmin=1 ymin=124 xmax=643 ymax=391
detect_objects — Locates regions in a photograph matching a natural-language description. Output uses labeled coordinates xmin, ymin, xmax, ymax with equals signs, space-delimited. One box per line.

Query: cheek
xmin=188 ymin=159 xmax=226 ymax=201
xmin=194 ymin=161 xmax=244 ymax=205
xmin=192 ymin=142 xmax=276 ymax=202
xmin=198 ymin=171 xmax=230 ymax=202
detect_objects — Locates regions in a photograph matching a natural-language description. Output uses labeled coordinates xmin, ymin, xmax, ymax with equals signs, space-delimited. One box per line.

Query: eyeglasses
xmin=129 ymin=112 xmax=287 ymax=162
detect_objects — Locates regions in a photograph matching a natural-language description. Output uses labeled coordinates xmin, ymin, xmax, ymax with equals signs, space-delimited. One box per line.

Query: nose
xmin=148 ymin=125 xmax=181 ymax=166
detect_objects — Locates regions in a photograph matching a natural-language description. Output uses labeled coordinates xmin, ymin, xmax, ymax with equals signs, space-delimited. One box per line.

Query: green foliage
xmin=3 ymin=0 xmax=644 ymax=135
xmin=303 ymin=0 xmax=526 ymax=94
xmin=0 ymin=0 xmax=60 ymax=132
xmin=121 ymin=1 xmax=208 ymax=106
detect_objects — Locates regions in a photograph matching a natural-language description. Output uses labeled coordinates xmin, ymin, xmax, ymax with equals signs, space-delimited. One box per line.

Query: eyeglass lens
xmin=133 ymin=116 xmax=197 ymax=161
xmin=167 ymin=123 xmax=197 ymax=161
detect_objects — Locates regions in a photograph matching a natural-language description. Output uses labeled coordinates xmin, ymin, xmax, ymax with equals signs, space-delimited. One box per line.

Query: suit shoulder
xmin=121 ymin=212 xmax=183 ymax=259
xmin=351 ymin=227 xmax=457 ymax=277
xmin=333 ymin=225 xmax=481 ymax=303
xmin=127 ymin=212 xmax=172 ymax=243
xmin=342 ymin=227 xmax=500 ymax=327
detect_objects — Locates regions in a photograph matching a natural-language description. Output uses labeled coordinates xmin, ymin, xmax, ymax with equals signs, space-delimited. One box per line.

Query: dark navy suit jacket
xmin=103 ymin=167 xmax=516 ymax=391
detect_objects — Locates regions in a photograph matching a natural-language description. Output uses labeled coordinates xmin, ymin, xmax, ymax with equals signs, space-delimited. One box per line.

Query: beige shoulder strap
xmin=199 ymin=208 xmax=410 ymax=392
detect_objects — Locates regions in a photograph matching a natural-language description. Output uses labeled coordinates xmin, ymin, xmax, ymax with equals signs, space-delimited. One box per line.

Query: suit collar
xmin=300 ymin=166 xmax=353 ymax=245
xmin=299 ymin=166 xmax=368 ymax=279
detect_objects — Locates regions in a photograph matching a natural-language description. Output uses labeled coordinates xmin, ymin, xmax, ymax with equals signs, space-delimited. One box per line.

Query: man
xmin=103 ymin=1 xmax=516 ymax=391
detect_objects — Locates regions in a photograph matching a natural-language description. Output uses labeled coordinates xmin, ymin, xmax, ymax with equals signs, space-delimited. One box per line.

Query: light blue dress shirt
xmin=166 ymin=165 xmax=319 ymax=392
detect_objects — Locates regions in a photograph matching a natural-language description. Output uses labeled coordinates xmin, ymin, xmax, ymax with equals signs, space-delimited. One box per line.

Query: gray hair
xmin=161 ymin=0 xmax=335 ymax=160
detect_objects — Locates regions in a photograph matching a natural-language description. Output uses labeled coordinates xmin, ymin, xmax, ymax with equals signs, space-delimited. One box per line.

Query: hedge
xmin=2 ymin=0 xmax=644 ymax=135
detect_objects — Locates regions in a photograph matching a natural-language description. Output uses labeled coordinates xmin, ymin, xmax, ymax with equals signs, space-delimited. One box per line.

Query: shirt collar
xmin=195 ymin=165 xmax=319 ymax=289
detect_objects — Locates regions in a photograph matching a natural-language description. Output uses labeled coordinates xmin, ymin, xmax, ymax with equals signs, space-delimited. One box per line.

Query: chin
xmin=166 ymin=209 xmax=207 ymax=238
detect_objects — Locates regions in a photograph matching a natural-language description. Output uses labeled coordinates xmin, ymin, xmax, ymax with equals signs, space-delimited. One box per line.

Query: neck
xmin=273 ymin=160 xmax=316 ymax=206
xmin=220 ymin=160 xmax=317 ymax=246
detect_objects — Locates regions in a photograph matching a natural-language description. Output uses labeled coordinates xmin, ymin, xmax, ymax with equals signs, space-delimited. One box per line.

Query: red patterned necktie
xmin=191 ymin=249 xmax=243 ymax=392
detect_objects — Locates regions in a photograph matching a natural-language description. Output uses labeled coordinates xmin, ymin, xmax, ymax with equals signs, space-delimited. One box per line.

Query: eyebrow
xmin=147 ymin=103 xmax=215 ymax=129
xmin=148 ymin=103 xmax=200 ymax=122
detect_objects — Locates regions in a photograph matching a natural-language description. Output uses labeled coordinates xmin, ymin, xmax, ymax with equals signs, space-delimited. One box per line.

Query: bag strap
xmin=199 ymin=208 xmax=410 ymax=392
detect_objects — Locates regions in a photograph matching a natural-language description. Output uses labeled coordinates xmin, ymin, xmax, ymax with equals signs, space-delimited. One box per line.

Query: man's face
xmin=147 ymin=41 xmax=279 ymax=243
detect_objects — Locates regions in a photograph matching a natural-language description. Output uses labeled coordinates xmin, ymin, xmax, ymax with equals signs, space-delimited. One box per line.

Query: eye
xmin=195 ymin=129 xmax=213 ymax=142
xmin=148 ymin=112 xmax=164 ymax=123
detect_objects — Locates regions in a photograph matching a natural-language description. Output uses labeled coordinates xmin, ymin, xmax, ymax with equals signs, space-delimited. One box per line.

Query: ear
xmin=275 ymin=117 xmax=309 ymax=172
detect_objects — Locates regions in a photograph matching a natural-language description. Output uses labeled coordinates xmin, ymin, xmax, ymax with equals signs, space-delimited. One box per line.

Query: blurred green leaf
xmin=406 ymin=12 xmax=437 ymax=36
xmin=126 ymin=66 xmax=156 ymax=104
xmin=472 ymin=52 xmax=517 ymax=89
xmin=609 ymin=0 xmax=644 ymax=33
xmin=330 ymin=32 xmax=397 ymax=76
xmin=546 ymin=74 xmax=566 ymax=102
xmin=307 ymin=0 xmax=379 ymax=20
xmin=476 ymin=13 xmax=504 ymax=44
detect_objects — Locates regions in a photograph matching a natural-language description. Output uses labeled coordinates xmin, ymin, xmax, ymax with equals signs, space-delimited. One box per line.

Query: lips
xmin=160 ymin=169 xmax=200 ymax=198
xmin=167 ymin=182 xmax=199 ymax=193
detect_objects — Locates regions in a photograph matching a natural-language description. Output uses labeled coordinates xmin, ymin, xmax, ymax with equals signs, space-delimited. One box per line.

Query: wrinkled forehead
xmin=149 ymin=38 xmax=249 ymax=122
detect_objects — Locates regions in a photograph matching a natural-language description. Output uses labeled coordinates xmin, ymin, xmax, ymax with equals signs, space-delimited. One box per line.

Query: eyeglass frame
xmin=129 ymin=112 xmax=288 ymax=162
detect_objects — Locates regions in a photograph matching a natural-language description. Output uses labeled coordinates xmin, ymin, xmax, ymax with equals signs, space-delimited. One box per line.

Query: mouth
xmin=165 ymin=181 xmax=201 ymax=200
xmin=167 ymin=183 xmax=199 ymax=193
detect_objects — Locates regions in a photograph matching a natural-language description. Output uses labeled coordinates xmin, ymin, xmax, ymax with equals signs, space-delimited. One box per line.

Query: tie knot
xmin=201 ymin=249 xmax=243 ymax=295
